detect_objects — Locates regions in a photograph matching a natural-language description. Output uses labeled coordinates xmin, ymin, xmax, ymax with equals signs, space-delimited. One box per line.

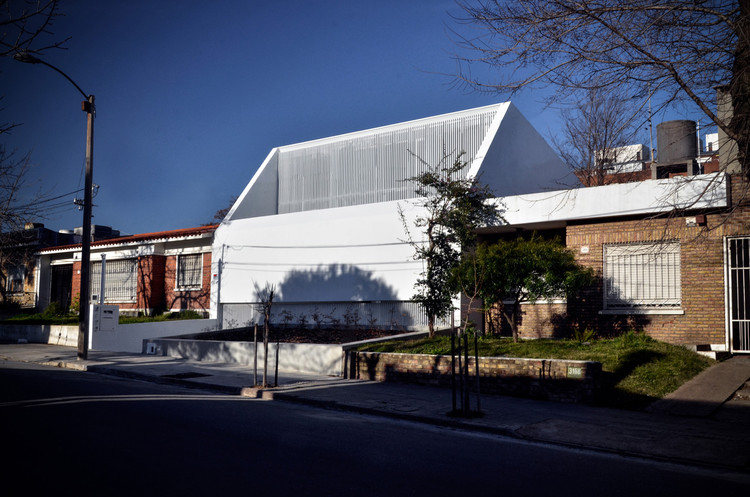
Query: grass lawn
xmin=1 ymin=309 xmax=206 ymax=325
xmin=357 ymin=331 xmax=716 ymax=410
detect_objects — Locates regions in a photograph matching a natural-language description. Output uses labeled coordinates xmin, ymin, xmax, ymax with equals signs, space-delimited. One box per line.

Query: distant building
xmin=582 ymin=120 xmax=723 ymax=187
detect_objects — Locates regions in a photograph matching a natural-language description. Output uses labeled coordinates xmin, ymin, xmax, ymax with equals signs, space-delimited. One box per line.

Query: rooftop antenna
xmin=696 ymin=120 xmax=701 ymax=158
xmin=648 ymin=83 xmax=655 ymax=162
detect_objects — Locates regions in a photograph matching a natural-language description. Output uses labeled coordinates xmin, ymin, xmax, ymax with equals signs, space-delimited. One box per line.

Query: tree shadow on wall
xmin=271 ymin=264 xmax=414 ymax=329
xmin=485 ymin=272 xmax=653 ymax=339
xmin=565 ymin=273 xmax=653 ymax=338
xmin=277 ymin=264 xmax=399 ymax=303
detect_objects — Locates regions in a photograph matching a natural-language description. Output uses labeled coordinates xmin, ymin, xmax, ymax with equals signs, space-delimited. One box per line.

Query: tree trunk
xmin=428 ymin=315 xmax=435 ymax=338
xmin=501 ymin=308 xmax=518 ymax=343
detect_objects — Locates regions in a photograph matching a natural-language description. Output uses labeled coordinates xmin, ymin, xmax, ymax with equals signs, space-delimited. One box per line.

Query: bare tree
xmin=554 ymin=89 xmax=646 ymax=187
xmin=453 ymin=1 xmax=748 ymax=174
xmin=1 ymin=0 xmax=66 ymax=60
xmin=0 ymin=148 xmax=37 ymax=231
xmin=0 ymin=0 xmax=66 ymax=227
xmin=254 ymin=283 xmax=275 ymax=387
xmin=206 ymin=195 xmax=238 ymax=225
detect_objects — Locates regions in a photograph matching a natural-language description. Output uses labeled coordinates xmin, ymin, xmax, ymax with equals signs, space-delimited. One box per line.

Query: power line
xmin=12 ymin=188 xmax=84 ymax=210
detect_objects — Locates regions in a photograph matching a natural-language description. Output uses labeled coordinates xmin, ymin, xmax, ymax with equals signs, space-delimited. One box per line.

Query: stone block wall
xmin=346 ymin=351 xmax=601 ymax=404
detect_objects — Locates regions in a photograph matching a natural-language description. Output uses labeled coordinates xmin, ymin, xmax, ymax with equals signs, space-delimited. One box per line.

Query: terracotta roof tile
xmin=39 ymin=225 xmax=218 ymax=253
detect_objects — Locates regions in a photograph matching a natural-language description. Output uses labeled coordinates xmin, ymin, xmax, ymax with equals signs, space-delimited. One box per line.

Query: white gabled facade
xmin=211 ymin=102 xmax=566 ymax=329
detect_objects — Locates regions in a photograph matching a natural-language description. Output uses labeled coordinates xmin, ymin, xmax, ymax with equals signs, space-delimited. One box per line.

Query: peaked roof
xmin=226 ymin=102 xmax=565 ymax=222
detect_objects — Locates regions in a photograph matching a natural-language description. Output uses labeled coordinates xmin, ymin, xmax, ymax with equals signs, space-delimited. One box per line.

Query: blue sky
xmin=1 ymin=1 xmax=712 ymax=236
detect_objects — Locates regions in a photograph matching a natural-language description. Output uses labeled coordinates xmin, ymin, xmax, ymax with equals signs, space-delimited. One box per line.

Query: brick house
xmin=36 ymin=225 xmax=217 ymax=316
xmin=472 ymin=115 xmax=749 ymax=355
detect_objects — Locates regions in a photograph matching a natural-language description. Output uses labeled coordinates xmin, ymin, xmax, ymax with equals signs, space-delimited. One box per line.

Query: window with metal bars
xmin=177 ymin=254 xmax=202 ymax=290
xmin=91 ymin=259 xmax=137 ymax=303
xmin=603 ymin=242 xmax=681 ymax=309
xmin=6 ymin=266 xmax=24 ymax=294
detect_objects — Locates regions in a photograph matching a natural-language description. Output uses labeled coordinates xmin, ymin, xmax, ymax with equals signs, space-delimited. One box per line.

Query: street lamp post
xmin=14 ymin=52 xmax=95 ymax=360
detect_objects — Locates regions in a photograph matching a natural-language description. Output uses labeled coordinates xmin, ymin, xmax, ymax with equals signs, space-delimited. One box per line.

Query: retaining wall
xmin=0 ymin=319 xmax=218 ymax=353
xmin=0 ymin=324 xmax=78 ymax=347
xmin=144 ymin=338 xmax=344 ymax=376
xmin=345 ymin=350 xmax=601 ymax=403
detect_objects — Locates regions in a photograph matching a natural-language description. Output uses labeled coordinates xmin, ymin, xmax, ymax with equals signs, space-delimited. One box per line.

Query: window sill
xmin=175 ymin=287 xmax=202 ymax=292
xmin=599 ymin=309 xmax=685 ymax=316
xmin=502 ymin=299 xmax=567 ymax=305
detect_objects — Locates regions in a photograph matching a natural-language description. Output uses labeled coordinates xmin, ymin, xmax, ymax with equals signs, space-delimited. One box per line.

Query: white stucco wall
xmin=467 ymin=102 xmax=568 ymax=196
xmin=498 ymin=172 xmax=728 ymax=226
xmin=213 ymin=199 xmax=425 ymax=311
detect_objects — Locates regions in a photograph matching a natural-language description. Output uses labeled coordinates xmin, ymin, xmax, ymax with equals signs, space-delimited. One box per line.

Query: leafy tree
xmin=453 ymin=234 xmax=593 ymax=342
xmin=400 ymin=151 xmax=503 ymax=337
xmin=453 ymin=1 xmax=749 ymax=177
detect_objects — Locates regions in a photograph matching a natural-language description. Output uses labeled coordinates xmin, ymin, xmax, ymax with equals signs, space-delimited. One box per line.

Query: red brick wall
xmin=163 ymin=252 xmax=211 ymax=313
xmin=473 ymin=174 xmax=750 ymax=347
xmin=69 ymin=252 xmax=211 ymax=315
xmin=71 ymin=261 xmax=81 ymax=310
xmin=138 ymin=255 xmax=166 ymax=312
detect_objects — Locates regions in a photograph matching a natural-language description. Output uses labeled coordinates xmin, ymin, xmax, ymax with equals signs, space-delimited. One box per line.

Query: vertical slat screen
xmin=276 ymin=108 xmax=497 ymax=214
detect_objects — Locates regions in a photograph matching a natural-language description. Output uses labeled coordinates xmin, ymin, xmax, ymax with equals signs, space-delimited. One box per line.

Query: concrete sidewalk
xmin=1 ymin=343 xmax=749 ymax=472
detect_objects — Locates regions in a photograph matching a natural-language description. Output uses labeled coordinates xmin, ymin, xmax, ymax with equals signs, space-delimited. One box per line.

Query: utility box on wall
xmin=90 ymin=304 xmax=119 ymax=333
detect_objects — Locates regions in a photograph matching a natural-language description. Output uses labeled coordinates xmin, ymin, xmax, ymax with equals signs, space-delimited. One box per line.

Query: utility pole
xmin=14 ymin=52 xmax=95 ymax=359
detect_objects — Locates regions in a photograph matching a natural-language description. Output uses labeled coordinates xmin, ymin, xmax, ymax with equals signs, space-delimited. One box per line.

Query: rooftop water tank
xmin=656 ymin=120 xmax=697 ymax=163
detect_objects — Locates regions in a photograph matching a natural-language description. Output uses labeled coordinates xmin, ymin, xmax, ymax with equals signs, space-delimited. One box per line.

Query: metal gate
xmin=727 ymin=237 xmax=750 ymax=352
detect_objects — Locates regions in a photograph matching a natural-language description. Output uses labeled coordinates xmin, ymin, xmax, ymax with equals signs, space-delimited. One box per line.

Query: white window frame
xmin=602 ymin=241 xmax=683 ymax=314
xmin=6 ymin=266 xmax=24 ymax=294
xmin=176 ymin=253 xmax=203 ymax=291
xmin=91 ymin=258 xmax=137 ymax=303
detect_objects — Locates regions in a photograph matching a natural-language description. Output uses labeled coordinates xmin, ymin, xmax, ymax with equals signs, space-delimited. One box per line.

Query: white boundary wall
xmin=92 ymin=318 xmax=219 ymax=353
xmin=0 ymin=319 xmax=218 ymax=353
xmin=145 ymin=338 xmax=344 ymax=376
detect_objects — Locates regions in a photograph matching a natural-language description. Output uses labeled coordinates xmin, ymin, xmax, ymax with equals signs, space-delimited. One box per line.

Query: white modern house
xmin=210 ymin=102 xmax=566 ymax=330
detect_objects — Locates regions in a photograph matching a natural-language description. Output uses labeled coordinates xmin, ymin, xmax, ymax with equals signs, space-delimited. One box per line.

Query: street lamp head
xmin=13 ymin=51 xmax=43 ymax=64
xmin=13 ymin=51 xmax=90 ymax=101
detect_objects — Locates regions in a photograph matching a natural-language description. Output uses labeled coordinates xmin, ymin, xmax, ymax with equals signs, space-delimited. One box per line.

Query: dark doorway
xmin=50 ymin=264 xmax=73 ymax=310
